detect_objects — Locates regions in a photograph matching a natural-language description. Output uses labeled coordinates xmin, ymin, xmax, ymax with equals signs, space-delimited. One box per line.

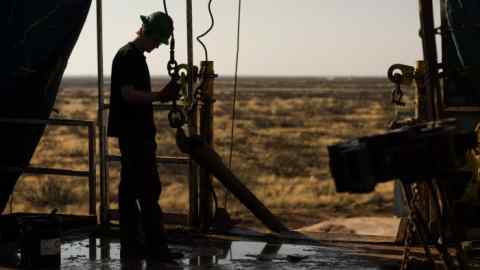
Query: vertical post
xmin=96 ymin=0 xmax=109 ymax=227
xmin=88 ymin=121 xmax=98 ymax=261
xmin=418 ymin=0 xmax=441 ymax=120
xmin=97 ymin=0 xmax=111 ymax=259
xmin=415 ymin=61 xmax=427 ymax=121
xmin=413 ymin=60 xmax=434 ymax=234
xmin=88 ymin=122 xmax=96 ymax=217
xmin=186 ymin=0 xmax=199 ymax=228
xmin=199 ymin=61 xmax=215 ymax=232
xmin=418 ymin=0 xmax=443 ymax=239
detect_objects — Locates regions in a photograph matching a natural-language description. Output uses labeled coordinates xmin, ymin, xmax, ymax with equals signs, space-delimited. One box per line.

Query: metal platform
xmin=1 ymin=221 xmax=461 ymax=270
xmin=59 ymin=238 xmax=403 ymax=270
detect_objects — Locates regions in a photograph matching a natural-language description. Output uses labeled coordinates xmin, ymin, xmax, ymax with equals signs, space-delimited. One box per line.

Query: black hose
xmin=196 ymin=0 xmax=215 ymax=61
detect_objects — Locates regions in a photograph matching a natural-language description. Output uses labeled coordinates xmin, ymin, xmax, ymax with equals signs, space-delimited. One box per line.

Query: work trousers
xmin=118 ymin=136 xmax=168 ymax=255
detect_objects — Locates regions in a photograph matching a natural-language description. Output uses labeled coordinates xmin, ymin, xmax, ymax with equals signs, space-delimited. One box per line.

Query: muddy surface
xmin=56 ymin=238 xmax=401 ymax=270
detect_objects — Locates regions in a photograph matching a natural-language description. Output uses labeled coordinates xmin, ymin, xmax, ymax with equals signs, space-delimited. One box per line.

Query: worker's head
xmin=138 ymin=11 xmax=173 ymax=51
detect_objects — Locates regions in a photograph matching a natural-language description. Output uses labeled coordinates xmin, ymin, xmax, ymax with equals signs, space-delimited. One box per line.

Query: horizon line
xmin=63 ymin=74 xmax=388 ymax=79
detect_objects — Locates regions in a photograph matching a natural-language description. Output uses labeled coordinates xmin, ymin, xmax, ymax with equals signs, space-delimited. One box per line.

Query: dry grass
xmin=7 ymin=76 xmax=414 ymax=231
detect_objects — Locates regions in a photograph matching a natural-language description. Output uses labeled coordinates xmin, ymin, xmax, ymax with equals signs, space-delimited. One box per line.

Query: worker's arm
xmin=121 ymin=85 xmax=153 ymax=105
xmin=121 ymin=80 xmax=180 ymax=105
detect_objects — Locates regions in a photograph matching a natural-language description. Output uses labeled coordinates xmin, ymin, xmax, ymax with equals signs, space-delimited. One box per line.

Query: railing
xmin=99 ymin=102 xmax=189 ymax=225
xmin=0 ymin=118 xmax=96 ymax=216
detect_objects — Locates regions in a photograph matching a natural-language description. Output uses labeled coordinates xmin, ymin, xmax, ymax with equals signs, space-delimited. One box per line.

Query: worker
xmin=107 ymin=11 xmax=181 ymax=263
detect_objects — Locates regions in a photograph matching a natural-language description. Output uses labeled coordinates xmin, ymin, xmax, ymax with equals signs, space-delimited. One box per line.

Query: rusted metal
xmin=199 ymin=61 xmax=216 ymax=232
xmin=415 ymin=61 xmax=428 ymax=121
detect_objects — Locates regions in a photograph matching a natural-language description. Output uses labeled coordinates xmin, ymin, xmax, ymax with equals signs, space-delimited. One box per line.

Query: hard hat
xmin=140 ymin=11 xmax=173 ymax=44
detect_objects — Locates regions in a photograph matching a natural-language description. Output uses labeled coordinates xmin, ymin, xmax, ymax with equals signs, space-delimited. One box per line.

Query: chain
xmin=163 ymin=0 xmax=214 ymax=130
xmin=163 ymin=0 xmax=182 ymax=129
xmin=168 ymin=71 xmax=186 ymax=129
xmin=391 ymin=73 xmax=406 ymax=106
xmin=387 ymin=65 xmax=413 ymax=128
xmin=400 ymin=218 xmax=413 ymax=270
xmin=401 ymin=184 xmax=420 ymax=270
xmin=401 ymin=184 xmax=441 ymax=270
xmin=388 ymin=71 xmax=407 ymax=129
xmin=167 ymin=66 xmax=202 ymax=129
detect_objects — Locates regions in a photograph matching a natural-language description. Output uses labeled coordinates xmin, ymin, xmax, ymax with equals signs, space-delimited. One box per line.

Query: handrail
xmin=107 ymin=154 xmax=189 ymax=164
xmin=0 ymin=117 xmax=96 ymax=217
xmin=0 ymin=117 xmax=93 ymax=126
xmin=103 ymin=103 xmax=175 ymax=111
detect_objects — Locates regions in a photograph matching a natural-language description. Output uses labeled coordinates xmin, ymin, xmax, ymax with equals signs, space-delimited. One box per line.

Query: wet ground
xmin=0 ymin=214 xmax=403 ymax=269
xmin=57 ymin=237 xmax=401 ymax=270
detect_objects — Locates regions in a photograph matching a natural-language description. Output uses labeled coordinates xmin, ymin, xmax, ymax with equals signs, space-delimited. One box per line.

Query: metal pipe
xmin=96 ymin=0 xmax=109 ymax=227
xmin=0 ymin=118 xmax=93 ymax=126
xmin=418 ymin=0 xmax=441 ymax=120
xmin=199 ymin=61 xmax=215 ymax=232
xmin=0 ymin=166 xmax=90 ymax=177
xmin=186 ymin=0 xmax=199 ymax=228
xmin=88 ymin=123 xmax=96 ymax=217
xmin=107 ymin=154 xmax=189 ymax=164
xmin=177 ymin=130 xmax=289 ymax=233
xmin=186 ymin=0 xmax=194 ymax=98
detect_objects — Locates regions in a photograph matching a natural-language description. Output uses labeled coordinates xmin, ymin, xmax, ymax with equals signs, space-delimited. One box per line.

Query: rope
xmin=196 ymin=0 xmax=215 ymax=61
xmin=224 ymin=0 xmax=242 ymax=209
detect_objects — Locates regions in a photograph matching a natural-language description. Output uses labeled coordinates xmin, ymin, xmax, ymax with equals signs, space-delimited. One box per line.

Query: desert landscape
xmin=7 ymin=76 xmax=414 ymax=234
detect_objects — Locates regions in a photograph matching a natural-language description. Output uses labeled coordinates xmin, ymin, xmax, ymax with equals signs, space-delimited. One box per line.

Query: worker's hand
xmin=154 ymin=80 xmax=181 ymax=102
xmin=165 ymin=79 xmax=182 ymax=101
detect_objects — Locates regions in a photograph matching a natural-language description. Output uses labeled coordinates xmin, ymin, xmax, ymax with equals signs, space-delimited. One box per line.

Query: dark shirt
xmin=107 ymin=42 xmax=156 ymax=138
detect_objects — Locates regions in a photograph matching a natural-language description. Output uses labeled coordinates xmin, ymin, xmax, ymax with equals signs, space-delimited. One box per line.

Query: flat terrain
xmin=8 ymin=76 xmax=414 ymax=234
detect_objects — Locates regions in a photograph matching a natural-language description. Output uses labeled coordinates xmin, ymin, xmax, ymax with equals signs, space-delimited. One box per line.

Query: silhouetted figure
xmin=107 ymin=11 xmax=180 ymax=263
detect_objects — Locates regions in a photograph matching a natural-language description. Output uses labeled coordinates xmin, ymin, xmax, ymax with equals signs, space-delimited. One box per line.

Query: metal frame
xmin=0 ymin=118 xmax=97 ymax=216
xmin=94 ymin=0 xmax=286 ymax=234
xmin=95 ymin=0 xmax=198 ymax=227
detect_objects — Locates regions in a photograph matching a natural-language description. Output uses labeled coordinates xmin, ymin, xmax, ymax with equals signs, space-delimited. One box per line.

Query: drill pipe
xmin=176 ymin=129 xmax=289 ymax=233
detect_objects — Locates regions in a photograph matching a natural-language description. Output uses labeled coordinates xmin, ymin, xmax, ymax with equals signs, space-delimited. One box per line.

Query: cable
xmin=196 ymin=0 xmax=215 ymax=61
xmin=224 ymin=0 xmax=242 ymax=209
xmin=163 ymin=0 xmax=169 ymax=15
xmin=162 ymin=0 xmax=175 ymax=45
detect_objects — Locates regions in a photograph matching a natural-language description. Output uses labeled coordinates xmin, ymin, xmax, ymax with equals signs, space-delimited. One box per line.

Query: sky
xmin=64 ymin=0 xmax=430 ymax=77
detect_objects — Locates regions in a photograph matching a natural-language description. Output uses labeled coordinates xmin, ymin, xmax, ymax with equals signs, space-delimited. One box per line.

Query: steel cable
xmin=163 ymin=0 xmax=169 ymax=15
xmin=225 ymin=0 xmax=242 ymax=209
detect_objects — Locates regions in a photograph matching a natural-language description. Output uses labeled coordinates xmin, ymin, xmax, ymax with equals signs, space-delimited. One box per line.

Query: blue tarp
xmin=0 ymin=0 xmax=91 ymax=213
